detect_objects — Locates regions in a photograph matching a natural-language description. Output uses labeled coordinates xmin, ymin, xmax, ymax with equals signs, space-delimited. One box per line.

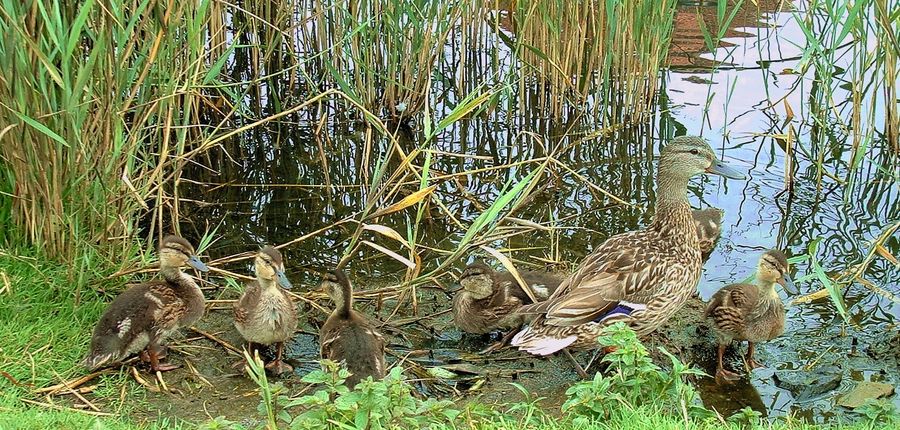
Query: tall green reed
xmin=501 ymin=0 xmax=677 ymax=122
xmin=0 ymin=0 xmax=219 ymax=265
xmin=303 ymin=0 xmax=467 ymax=121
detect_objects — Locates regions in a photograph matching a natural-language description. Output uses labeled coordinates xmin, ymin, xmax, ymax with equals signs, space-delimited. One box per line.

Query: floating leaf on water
xmin=427 ymin=367 xmax=458 ymax=380
xmin=439 ymin=363 xmax=483 ymax=375
xmin=837 ymin=381 xmax=895 ymax=409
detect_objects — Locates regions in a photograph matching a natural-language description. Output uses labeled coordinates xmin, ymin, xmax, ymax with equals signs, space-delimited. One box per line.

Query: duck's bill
xmin=276 ymin=270 xmax=293 ymax=289
xmin=187 ymin=256 xmax=210 ymax=272
xmin=707 ymin=160 xmax=746 ymax=180
xmin=778 ymin=273 xmax=797 ymax=294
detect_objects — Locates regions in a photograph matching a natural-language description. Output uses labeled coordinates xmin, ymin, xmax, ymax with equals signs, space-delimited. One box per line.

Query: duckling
xmin=705 ymin=249 xmax=796 ymax=382
xmin=453 ymin=262 xmax=563 ymax=335
xmin=83 ymin=235 xmax=209 ymax=372
xmin=233 ymin=246 xmax=297 ymax=374
xmin=512 ymin=136 xmax=745 ymax=377
xmin=693 ymin=208 xmax=724 ymax=257
xmin=319 ymin=269 xmax=385 ymax=388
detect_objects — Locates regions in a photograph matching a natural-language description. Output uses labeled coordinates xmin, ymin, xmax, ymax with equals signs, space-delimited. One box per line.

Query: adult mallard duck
xmin=453 ymin=262 xmax=563 ymax=335
xmin=705 ymin=249 xmax=795 ymax=382
xmin=511 ymin=136 xmax=744 ymax=374
xmin=233 ymin=246 xmax=297 ymax=374
xmin=693 ymin=208 xmax=724 ymax=257
xmin=319 ymin=269 xmax=385 ymax=388
xmin=83 ymin=235 xmax=209 ymax=372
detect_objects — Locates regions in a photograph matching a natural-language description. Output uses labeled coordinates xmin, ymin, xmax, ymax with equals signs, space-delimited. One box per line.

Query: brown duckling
xmin=83 ymin=235 xmax=209 ymax=372
xmin=233 ymin=246 xmax=297 ymax=374
xmin=705 ymin=249 xmax=796 ymax=382
xmin=693 ymin=208 xmax=724 ymax=257
xmin=453 ymin=262 xmax=563 ymax=335
xmin=319 ymin=269 xmax=386 ymax=388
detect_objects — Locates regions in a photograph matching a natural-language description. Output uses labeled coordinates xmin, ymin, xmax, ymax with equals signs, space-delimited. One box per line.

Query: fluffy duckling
xmin=705 ymin=249 xmax=796 ymax=382
xmin=453 ymin=262 xmax=563 ymax=335
xmin=83 ymin=235 xmax=209 ymax=372
xmin=693 ymin=208 xmax=724 ymax=257
xmin=319 ymin=269 xmax=385 ymax=388
xmin=233 ymin=246 xmax=297 ymax=374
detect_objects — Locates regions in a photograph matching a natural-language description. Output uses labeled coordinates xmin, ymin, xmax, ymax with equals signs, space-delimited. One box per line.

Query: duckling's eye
xmin=690 ymin=149 xmax=700 ymax=155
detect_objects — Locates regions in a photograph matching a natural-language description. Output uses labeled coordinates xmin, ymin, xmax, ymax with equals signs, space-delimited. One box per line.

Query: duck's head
xmin=254 ymin=246 xmax=292 ymax=289
xmin=320 ymin=269 xmax=351 ymax=303
xmin=159 ymin=235 xmax=208 ymax=272
xmin=460 ymin=263 xmax=495 ymax=300
xmin=756 ymin=249 xmax=796 ymax=293
xmin=659 ymin=136 xmax=745 ymax=181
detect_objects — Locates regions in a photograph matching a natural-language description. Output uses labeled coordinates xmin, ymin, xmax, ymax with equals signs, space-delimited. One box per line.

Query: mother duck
xmin=512 ymin=136 xmax=744 ymax=374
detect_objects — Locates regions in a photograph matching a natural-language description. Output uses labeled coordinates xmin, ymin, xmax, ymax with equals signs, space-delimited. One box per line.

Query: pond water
xmin=176 ymin=0 xmax=899 ymax=423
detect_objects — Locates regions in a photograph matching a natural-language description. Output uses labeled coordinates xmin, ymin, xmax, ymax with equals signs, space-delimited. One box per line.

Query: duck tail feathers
xmin=511 ymin=326 xmax=577 ymax=356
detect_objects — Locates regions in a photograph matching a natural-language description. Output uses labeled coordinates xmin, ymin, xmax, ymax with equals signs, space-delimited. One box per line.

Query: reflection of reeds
xmin=0 ymin=0 xmax=215 ymax=261
xmin=505 ymin=0 xmax=676 ymax=121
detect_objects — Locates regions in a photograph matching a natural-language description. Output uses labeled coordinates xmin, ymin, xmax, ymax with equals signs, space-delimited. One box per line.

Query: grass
xmin=0 ymin=247 xmax=153 ymax=428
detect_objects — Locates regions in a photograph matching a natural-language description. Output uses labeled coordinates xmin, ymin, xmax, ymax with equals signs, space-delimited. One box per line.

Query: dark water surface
xmin=178 ymin=0 xmax=899 ymax=422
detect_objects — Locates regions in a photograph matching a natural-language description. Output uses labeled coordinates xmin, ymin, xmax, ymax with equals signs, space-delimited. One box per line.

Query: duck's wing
xmin=705 ymin=283 xmax=758 ymax=332
xmin=524 ymin=231 xmax=668 ymax=327
xmin=233 ymin=281 xmax=261 ymax=324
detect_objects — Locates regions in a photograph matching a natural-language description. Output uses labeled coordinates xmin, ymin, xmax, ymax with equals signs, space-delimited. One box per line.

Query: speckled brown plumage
xmin=705 ymin=249 xmax=793 ymax=381
xmin=693 ymin=208 xmax=724 ymax=257
xmin=234 ymin=246 xmax=297 ymax=374
xmin=512 ymin=136 xmax=745 ymax=359
xmin=452 ymin=262 xmax=563 ymax=335
xmin=83 ymin=235 xmax=209 ymax=372
xmin=319 ymin=269 xmax=385 ymax=388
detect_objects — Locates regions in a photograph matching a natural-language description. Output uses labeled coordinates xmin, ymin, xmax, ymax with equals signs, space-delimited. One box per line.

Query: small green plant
xmin=854 ymin=399 xmax=898 ymax=425
xmin=726 ymin=406 xmax=763 ymax=427
xmin=239 ymin=360 xmax=468 ymax=430
xmin=562 ymin=323 xmax=711 ymax=423
xmin=245 ymin=349 xmax=285 ymax=429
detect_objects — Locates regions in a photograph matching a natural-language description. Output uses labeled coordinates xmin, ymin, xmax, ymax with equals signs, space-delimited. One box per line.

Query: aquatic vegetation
xmin=0 ymin=0 xmax=222 ymax=262
xmin=0 ymin=0 xmax=897 ymax=427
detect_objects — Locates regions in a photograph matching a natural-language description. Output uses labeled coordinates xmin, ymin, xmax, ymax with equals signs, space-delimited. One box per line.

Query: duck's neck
xmin=334 ymin=283 xmax=353 ymax=318
xmin=161 ymin=266 xmax=191 ymax=286
xmin=650 ymin=167 xmax=694 ymax=236
xmin=259 ymin=277 xmax=279 ymax=292
xmin=756 ymin=280 xmax=780 ymax=303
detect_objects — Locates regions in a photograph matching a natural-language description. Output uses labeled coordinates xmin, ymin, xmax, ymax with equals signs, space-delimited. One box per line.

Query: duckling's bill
xmin=778 ymin=272 xmax=797 ymax=294
xmin=187 ymin=255 xmax=209 ymax=272
xmin=276 ymin=270 xmax=293 ymax=289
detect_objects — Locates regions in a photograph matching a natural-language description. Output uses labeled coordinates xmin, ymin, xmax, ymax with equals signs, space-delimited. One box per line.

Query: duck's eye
xmin=690 ymin=149 xmax=700 ymax=155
